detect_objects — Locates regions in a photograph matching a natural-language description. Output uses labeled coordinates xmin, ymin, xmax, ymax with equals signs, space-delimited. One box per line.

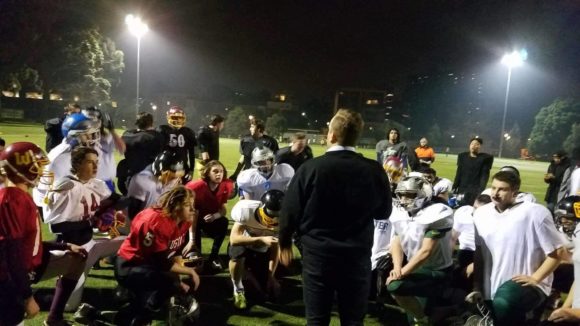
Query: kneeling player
xmin=115 ymin=186 xmax=201 ymax=325
xmin=237 ymin=147 xmax=293 ymax=200
xmin=386 ymin=176 xmax=454 ymax=326
xmin=228 ymin=190 xmax=284 ymax=309
xmin=0 ymin=142 xmax=87 ymax=326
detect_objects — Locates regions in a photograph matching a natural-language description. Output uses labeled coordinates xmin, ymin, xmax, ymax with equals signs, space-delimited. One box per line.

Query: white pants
xmin=65 ymin=237 xmax=126 ymax=311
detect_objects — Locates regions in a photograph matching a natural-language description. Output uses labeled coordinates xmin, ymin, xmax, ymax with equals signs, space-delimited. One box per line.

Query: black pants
xmin=302 ymin=247 xmax=371 ymax=326
xmin=195 ymin=216 xmax=228 ymax=259
xmin=115 ymin=257 xmax=181 ymax=322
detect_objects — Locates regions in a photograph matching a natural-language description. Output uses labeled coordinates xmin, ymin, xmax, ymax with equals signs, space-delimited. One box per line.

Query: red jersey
xmin=0 ymin=187 xmax=43 ymax=279
xmin=118 ymin=207 xmax=191 ymax=268
xmin=185 ymin=179 xmax=233 ymax=218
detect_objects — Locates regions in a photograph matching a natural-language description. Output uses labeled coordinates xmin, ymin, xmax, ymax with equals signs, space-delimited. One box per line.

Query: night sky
xmin=96 ymin=0 xmax=580 ymax=100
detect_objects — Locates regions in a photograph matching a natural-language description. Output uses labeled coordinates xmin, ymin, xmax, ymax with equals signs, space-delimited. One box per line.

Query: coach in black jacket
xmin=279 ymin=109 xmax=392 ymax=325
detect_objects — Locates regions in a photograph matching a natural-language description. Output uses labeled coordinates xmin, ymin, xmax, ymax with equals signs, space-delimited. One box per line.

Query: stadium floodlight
xmin=498 ymin=49 xmax=526 ymax=158
xmin=126 ymin=14 xmax=149 ymax=115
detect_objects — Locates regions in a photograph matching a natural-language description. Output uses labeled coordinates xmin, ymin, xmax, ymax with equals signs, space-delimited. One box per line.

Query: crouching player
xmin=471 ymin=171 xmax=566 ymax=325
xmin=386 ymin=176 xmax=454 ymax=326
xmin=0 ymin=142 xmax=87 ymax=326
xmin=42 ymin=146 xmax=126 ymax=312
xmin=228 ymin=189 xmax=285 ymax=310
xmin=115 ymin=186 xmax=201 ymax=325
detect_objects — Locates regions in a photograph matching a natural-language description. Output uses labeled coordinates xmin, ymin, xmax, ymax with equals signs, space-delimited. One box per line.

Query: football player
xmin=237 ymin=146 xmax=294 ymax=200
xmin=127 ymin=150 xmax=185 ymax=222
xmin=547 ymin=196 xmax=580 ymax=324
xmin=480 ymin=166 xmax=537 ymax=203
xmin=158 ymin=106 xmax=198 ymax=182
xmin=419 ymin=167 xmax=454 ymax=204
xmin=42 ymin=146 xmax=126 ymax=312
xmin=185 ymin=160 xmax=234 ymax=271
xmin=115 ymin=186 xmax=200 ymax=326
xmin=386 ymin=176 xmax=454 ymax=326
xmin=0 ymin=142 xmax=87 ymax=326
xmin=228 ymin=190 xmax=284 ymax=310
xmin=471 ymin=171 xmax=566 ymax=325
xmin=231 ymin=119 xmax=279 ymax=180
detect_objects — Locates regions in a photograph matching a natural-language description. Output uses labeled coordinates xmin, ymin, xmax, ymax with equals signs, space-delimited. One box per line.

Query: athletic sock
xmin=48 ymin=277 xmax=78 ymax=321
xmin=232 ymin=278 xmax=244 ymax=293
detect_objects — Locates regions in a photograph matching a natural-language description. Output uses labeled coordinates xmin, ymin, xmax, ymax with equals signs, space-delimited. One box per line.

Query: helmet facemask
xmin=395 ymin=176 xmax=432 ymax=216
xmin=257 ymin=207 xmax=279 ymax=229
xmin=254 ymin=159 xmax=274 ymax=178
xmin=167 ymin=112 xmax=186 ymax=128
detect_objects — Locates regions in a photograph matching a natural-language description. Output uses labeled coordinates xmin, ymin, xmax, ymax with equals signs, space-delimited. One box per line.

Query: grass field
xmin=0 ymin=122 xmax=550 ymax=325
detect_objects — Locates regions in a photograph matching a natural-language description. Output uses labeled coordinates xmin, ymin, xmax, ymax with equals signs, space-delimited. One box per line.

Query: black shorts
xmin=228 ymin=244 xmax=271 ymax=285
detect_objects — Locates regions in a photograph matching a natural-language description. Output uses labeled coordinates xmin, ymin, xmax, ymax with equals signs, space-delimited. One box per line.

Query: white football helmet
xmin=395 ymin=176 xmax=433 ymax=215
xmin=251 ymin=146 xmax=274 ymax=177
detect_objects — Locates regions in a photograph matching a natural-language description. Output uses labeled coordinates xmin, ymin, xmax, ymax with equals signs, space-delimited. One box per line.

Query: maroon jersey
xmin=118 ymin=207 xmax=191 ymax=269
xmin=185 ymin=179 xmax=233 ymax=218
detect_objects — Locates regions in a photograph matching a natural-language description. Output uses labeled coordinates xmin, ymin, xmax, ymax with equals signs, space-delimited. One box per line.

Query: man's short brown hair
xmin=293 ymin=132 xmax=306 ymax=141
xmin=329 ymin=109 xmax=364 ymax=147
xmin=492 ymin=171 xmax=521 ymax=191
xmin=71 ymin=146 xmax=98 ymax=174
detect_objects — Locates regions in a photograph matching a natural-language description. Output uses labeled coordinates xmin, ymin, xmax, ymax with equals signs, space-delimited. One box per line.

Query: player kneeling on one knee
xmin=228 ymin=189 xmax=285 ymax=309
xmin=115 ymin=186 xmax=201 ymax=325
xmin=386 ymin=176 xmax=454 ymax=326
xmin=471 ymin=171 xmax=567 ymax=326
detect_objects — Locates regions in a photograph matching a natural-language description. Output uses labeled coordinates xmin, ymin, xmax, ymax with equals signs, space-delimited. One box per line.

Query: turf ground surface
xmin=0 ymin=123 xmax=549 ymax=325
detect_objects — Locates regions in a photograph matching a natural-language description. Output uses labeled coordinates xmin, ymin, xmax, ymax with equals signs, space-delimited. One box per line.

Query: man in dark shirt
xmin=279 ymin=109 xmax=392 ymax=325
xmin=452 ymin=137 xmax=494 ymax=206
xmin=275 ymin=132 xmax=313 ymax=171
xmin=118 ymin=112 xmax=164 ymax=195
xmin=44 ymin=103 xmax=81 ymax=152
xmin=197 ymin=114 xmax=225 ymax=163
xmin=544 ymin=150 xmax=571 ymax=212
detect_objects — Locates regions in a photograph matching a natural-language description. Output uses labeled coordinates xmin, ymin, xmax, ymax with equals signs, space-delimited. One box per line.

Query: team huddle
xmin=0 ymin=105 xmax=579 ymax=326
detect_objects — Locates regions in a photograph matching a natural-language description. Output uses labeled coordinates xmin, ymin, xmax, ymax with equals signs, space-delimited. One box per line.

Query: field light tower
xmin=126 ymin=14 xmax=149 ymax=115
xmin=498 ymin=49 xmax=526 ymax=158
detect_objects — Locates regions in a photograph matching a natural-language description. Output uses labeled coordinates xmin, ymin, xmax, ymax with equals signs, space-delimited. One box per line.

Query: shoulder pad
xmin=52 ymin=176 xmax=77 ymax=192
xmin=416 ymin=203 xmax=453 ymax=225
xmin=276 ymin=163 xmax=295 ymax=177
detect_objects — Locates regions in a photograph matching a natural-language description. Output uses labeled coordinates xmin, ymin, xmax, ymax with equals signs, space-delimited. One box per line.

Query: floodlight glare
xmin=126 ymin=15 xmax=149 ymax=38
xmin=501 ymin=50 xmax=526 ymax=68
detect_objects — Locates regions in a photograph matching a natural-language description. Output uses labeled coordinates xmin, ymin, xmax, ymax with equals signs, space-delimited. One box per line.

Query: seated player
xmin=419 ymin=167 xmax=453 ymax=204
xmin=42 ymin=146 xmax=126 ymax=311
xmin=127 ymin=150 xmax=184 ymax=222
xmin=237 ymin=146 xmax=294 ymax=200
xmin=185 ymin=160 xmax=234 ymax=271
xmin=115 ymin=186 xmax=201 ymax=326
xmin=471 ymin=171 xmax=566 ymax=325
xmin=386 ymin=176 xmax=454 ymax=326
xmin=228 ymin=190 xmax=285 ymax=309
xmin=0 ymin=142 xmax=87 ymax=326
xmin=547 ymin=195 xmax=580 ymax=324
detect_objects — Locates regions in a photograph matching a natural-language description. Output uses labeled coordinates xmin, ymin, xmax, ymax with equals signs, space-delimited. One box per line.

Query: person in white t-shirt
xmin=43 ymin=146 xmax=126 ymax=311
xmin=386 ymin=176 xmax=454 ymax=326
xmin=451 ymin=194 xmax=491 ymax=292
xmin=472 ymin=171 xmax=566 ymax=325
xmin=237 ymin=146 xmax=294 ymax=200
xmin=480 ymin=166 xmax=537 ymax=203
xmin=548 ymin=195 xmax=580 ymax=324
xmin=228 ymin=190 xmax=284 ymax=310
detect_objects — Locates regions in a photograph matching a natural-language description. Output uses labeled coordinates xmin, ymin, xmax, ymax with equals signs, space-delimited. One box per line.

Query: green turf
xmin=0 ymin=123 xmax=550 ymax=325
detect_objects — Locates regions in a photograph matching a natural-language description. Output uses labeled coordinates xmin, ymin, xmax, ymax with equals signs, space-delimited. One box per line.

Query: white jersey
xmin=433 ymin=177 xmax=453 ymax=197
xmin=473 ymin=201 xmax=565 ymax=300
xmin=43 ymin=175 xmax=111 ymax=225
xmin=237 ymin=163 xmax=294 ymax=200
xmin=96 ymin=133 xmax=116 ymax=182
xmin=571 ymin=168 xmax=580 ymax=196
xmin=453 ymin=205 xmax=475 ymax=251
xmin=572 ymin=223 xmax=580 ymax=308
xmin=481 ymin=188 xmax=537 ymax=203
xmin=127 ymin=166 xmax=177 ymax=209
xmin=391 ymin=203 xmax=454 ymax=271
xmin=231 ymin=200 xmax=276 ymax=253
xmin=371 ymin=205 xmax=394 ymax=270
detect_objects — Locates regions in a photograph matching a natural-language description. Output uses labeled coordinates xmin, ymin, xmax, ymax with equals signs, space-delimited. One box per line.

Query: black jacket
xmin=279 ymin=149 xmax=392 ymax=257
xmin=545 ymin=157 xmax=571 ymax=203
xmin=452 ymin=152 xmax=494 ymax=193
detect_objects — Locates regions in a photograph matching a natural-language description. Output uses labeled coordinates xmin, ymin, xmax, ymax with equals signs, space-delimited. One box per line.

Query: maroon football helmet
xmin=0 ymin=142 xmax=53 ymax=186
xmin=167 ymin=106 xmax=186 ymax=128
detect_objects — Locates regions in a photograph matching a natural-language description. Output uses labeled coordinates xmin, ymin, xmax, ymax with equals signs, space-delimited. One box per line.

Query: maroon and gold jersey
xmin=185 ymin=179 xmax=233 ymax=218
xmin=0 ymin=187 xmax=43 ymax=278
xmin=118 ymin=207 xmax=191 ymax=267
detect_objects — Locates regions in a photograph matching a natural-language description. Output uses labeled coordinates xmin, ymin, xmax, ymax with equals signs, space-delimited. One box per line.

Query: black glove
xmin=102 ymin=112 xmax=114 ymax=131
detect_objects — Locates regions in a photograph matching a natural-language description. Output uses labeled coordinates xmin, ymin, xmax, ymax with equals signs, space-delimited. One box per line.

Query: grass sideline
xmin=0 ymin=123 xmax=549 ymax=325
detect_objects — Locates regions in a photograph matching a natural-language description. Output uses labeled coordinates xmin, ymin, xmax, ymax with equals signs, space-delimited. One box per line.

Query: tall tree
xmin=563 ymin=123 xmax=580 ymax=154
xmin=528 ymin=98 xmax=580 ymax=156
xmin=265 ymin=113 xmax=287 ymax=138
xmin=225 ymin=107 xmax=248 ymax=138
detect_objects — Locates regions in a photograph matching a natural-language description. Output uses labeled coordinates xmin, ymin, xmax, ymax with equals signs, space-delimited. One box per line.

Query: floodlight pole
xmin=498 ymin=67 xmax=512 ymax=159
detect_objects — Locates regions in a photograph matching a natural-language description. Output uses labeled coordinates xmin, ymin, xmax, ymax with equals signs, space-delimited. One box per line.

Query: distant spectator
xmin=544 ymin=150 xmax=571 ymax=212
xmin=452 ymin=137 xmax=494 ymax=206
xmin=118 ymin=112 xmax=164 ymax=195
xmin=376 ymin=128 xmax=418 ymax=171
xmin=44 ymin=103 xmax=81 ymax=152
xmin=415 ymin=137 xmax=435 ymax=167
xmin=559 ymin=147 xmax=580 ymax=200
xmin=198 ymin=114 xmax=225 ymax=163
xmin=275 ymin=132 xmax=313 ymax=171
